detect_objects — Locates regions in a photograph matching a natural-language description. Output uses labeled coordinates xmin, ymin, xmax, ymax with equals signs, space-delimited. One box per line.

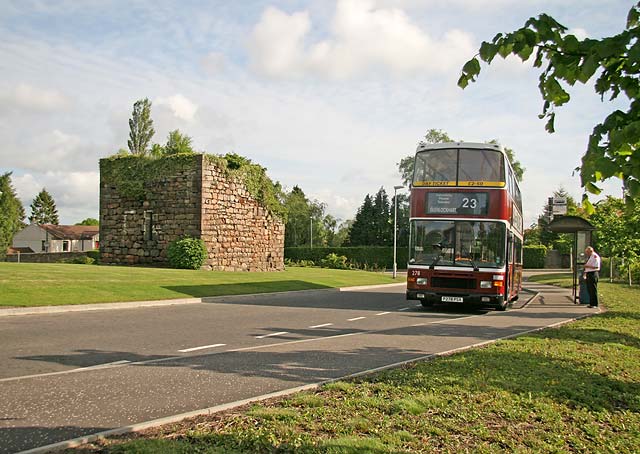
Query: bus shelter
xmin=547 ymin=215 xmax=596 ymax=303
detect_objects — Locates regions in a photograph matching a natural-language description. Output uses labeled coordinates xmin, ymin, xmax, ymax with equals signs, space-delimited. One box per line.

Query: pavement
xmin=0 ymin=274 xmax=596 ymax=454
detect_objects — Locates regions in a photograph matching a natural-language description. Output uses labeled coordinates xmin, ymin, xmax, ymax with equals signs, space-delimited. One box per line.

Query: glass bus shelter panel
xmin=413 ymin=149 xmax=457 ymax=186
xmin=458 ymin=149 xmax=505 ymax=186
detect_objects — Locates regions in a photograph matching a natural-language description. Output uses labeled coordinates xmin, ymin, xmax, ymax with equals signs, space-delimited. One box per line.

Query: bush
xmin=86 ymin=250 xmax=100 ymax=262
xmin=523 ymin=245 xmax=547 ymax=269
xmin=320 ymin=253 xmax=349 ymax=269
xmin=70 ymin=256 xmax=95 ymax=265
xmin=285 ymin=247 xmax=408 ymax=271
xmin=167 ymin=237 xmax=208 ymax=270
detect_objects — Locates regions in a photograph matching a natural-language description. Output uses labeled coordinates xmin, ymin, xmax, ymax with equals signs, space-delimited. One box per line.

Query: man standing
xmin=583 ymin=246 xmax=601 ymax=308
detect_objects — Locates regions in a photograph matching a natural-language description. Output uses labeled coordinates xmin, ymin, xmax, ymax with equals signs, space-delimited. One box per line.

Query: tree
xmin=283 ymin=186 xmax=328 ymax=247
xmin=458 ymin=3 xmax=640 ymax=209
xmin=163 ymin=129 xmax=195 ymax=155
xmin=590 ymin=196 xmax=640 ymax=261
xmin=75 ymin=218 xmax=99 ymax=226
xmin=391 ymin=192 xmax=410 ymax=247
xmin=29 ymin=188 xmax=59 ymax=225
xmin=0 ymin=172 xmax=26 ymax=257
xmin=398 ymin=129 xmax=453 ymax=185
xmin=345 ymin=194 xmax=376 ymax=246
xmin=127 ymin=98 xmax=155 ymax=156
xmin=371 ymin=187 xmax=392 ymax=246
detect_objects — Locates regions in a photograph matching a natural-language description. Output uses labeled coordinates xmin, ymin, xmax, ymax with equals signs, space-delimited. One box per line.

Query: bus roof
xmin=416 ymin=142 xmax=503 ymax=153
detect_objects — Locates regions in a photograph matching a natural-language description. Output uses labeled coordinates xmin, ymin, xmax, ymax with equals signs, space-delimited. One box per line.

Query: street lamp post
xmin=393 ymin=185 xmax=404 ymax=279
xmin=310 ymin=216 xmax=313 ymax=249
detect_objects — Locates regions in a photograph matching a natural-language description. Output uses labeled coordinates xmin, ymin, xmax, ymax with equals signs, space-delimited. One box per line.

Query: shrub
xmin=320 ymin=253 xmax=349 ymax=269
xmin=523 ymin=245 xmax=547 ymax=269
xmin=167 ymin=237 xmax=208 ymax=270
xmin=70 ymin=256 xmax=95 ymax=265
xmin=285 ymin=247 xmax=408 ymax=271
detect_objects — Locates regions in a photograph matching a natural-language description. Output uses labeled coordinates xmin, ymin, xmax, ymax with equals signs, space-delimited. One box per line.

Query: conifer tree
xmin=0 ymin=172 xmax=26 ymax=257
xmin=29 ymin=188 xmax=59 ymax=225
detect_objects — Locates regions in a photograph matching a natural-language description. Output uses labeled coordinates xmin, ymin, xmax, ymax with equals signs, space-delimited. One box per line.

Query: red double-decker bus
xmin=406 ymin=142 xmax=523 ymax=311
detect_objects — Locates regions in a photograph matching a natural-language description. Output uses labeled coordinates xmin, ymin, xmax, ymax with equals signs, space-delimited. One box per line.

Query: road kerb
xmin=0 ymin=282 xmax=405 ymax=317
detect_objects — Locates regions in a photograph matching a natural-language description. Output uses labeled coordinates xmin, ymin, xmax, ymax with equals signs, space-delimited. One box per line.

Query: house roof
xmin=40 ymin=224 xmax=99 ymax=240
xmin=7 ymin=246 xmax=34 ymax=254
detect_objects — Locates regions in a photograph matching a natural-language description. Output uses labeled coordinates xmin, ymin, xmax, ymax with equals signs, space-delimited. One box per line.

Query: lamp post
xmin=310 ymin=216 xmax=313 ymax=249
xmin=393 ymin=185 xmax=404 ymax=279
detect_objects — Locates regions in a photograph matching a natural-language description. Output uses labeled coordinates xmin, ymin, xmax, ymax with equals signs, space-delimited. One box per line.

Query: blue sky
xmin=0 ymin=0 xmax=633 ymax=226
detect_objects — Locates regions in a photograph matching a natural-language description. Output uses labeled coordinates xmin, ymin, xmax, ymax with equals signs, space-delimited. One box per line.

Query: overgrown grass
xmin=70 ymin=278 xmax=640 ymax=453
xmin=0 ymin=263 xmax=395 ymax=307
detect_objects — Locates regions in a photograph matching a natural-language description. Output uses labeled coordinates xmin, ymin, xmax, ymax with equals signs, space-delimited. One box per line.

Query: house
xmin=12 ymin=224 xmax=99 ymax=253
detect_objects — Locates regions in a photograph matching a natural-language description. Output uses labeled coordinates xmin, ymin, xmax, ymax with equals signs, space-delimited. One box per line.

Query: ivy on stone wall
xmin=206 ymin=153 xmax=286 ymax=220
xmin=101 ymin=153 xmax=286 ymax=219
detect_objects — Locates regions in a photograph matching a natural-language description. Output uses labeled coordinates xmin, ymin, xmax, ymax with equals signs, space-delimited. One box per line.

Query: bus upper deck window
xmin=458 ymin=149 xmax=504 ymax=186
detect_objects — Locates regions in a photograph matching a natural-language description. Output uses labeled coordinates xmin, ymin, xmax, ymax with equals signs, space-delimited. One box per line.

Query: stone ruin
xmin=99 ymin=154 xmax=284 ymax=271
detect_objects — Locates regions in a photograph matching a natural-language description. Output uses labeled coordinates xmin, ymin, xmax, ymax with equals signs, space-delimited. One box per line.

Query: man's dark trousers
xmin=586 ymin=271 xmax=599 ymax=307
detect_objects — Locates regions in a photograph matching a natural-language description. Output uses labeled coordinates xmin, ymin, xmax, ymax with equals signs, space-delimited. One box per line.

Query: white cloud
xmin=13 ymin=170 xmax=100 ymax=223
xmin=569 ymin=27 xmax=589 ymax=40
xmin=0 ymin=83 xmax=70 ymax=113
xmin=155 ymin=94 xmax=199 ymax=122
xmin=248 ymin=0 xmax=474 ymax=79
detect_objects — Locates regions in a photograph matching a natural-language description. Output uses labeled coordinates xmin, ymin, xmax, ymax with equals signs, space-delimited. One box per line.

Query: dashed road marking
xmin=256 ymin=331 xmax=289 ymax=339
xmin=178 ymin=344 xmax=226 ymax=353
xmin=347 ymin=317 xmax=366 ymax=321
xmin=309 ymin=323 xmax=333 ymax=329
xmin=376 ymin=312 xmax=390 ymax=316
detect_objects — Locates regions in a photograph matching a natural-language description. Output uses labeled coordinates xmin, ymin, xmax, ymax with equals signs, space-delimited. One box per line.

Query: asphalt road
xmin=0 ymin=282 xmax=591 ymax=453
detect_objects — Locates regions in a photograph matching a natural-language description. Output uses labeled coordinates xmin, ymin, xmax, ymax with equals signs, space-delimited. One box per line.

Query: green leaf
xmin=581 ymin=194 xmax=595 ymax=215
xmin=545 ymin=113 xmax=556 ymax=133
xmin=497 ymin=42 xmax=514 ymax=58
xmin=627 ymin=179 xmax=640 ymax=198
xmin=462 ymin=58 xmax=481 ymax=77
xmin=578 ymin=54 xmax=599 ymax=83
xmin=585 ymin=182 xmax=603 ymax=195
xmin=479 ymin=42 xmax=498 ymax=62
xmin=517 ymin=45 xmax=534 ymax=61
xmin=457 ymin=74 xmax=469 ymax=89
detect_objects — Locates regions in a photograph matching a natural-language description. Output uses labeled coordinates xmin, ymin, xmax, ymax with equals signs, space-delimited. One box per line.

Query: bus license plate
xmin=441 ymin=296 xmax=463 ymax=303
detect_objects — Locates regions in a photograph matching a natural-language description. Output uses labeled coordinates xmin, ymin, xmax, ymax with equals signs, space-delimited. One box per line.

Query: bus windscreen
xmin=409 ymin=220 xmax=505 ymax=268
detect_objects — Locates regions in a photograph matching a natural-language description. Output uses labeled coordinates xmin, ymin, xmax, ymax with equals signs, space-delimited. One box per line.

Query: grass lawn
xmin=69 ymin=274 xmax=640 ymax=453
xmin=0 ymin=263 xmax=396 ymax=308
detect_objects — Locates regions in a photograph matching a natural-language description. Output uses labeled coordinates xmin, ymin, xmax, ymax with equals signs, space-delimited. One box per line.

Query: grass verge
xmin=69 ymin=276 xmax=640 ymax=453
xmin=0 ymin=263 xmax=396 ymax=307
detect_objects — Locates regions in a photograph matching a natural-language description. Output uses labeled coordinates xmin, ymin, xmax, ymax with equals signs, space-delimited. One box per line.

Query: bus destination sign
xmin=426 ymin=192 xmax=489 ymax=215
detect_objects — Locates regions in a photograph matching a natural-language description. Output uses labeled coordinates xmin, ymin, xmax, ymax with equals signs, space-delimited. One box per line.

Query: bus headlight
xmin=480 ymin=281 xmax=492 ymax=288
xmin=416 ymin=278 xmax=427 ymax=286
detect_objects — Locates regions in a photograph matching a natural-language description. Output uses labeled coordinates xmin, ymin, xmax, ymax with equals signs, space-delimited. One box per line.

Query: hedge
xmin=523 ymin=245 xmax=547 ymax=269
xmin=285 ymin=247 xmax=409 ymax=270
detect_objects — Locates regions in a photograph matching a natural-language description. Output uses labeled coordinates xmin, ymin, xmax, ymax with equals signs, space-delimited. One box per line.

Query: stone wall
xmin=4 ymin=252 xmax=93 ymax=263
xmin=201 ymin=158 xmax=284 ymax=271
xmin=99 ymin=154 xmax=284 ymax=271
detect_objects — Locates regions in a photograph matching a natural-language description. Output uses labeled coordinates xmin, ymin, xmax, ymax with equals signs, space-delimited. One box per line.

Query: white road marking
xmin=347 ymin=317 xmax=366 ymax=321
xmin=80 ymin=360 xmax=131 ymax=370
xmin=398 ymin=307 xmax=410 ymax=311
xmin=178 ymin=344 xmax=226 ymax=353
xmin=256 ymin=331 xmax=289 ymax=339
xmin=376 ymin=312 xmax=391 ymax=316
xmin=309 ymin=323 xmax=333 ymax=329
